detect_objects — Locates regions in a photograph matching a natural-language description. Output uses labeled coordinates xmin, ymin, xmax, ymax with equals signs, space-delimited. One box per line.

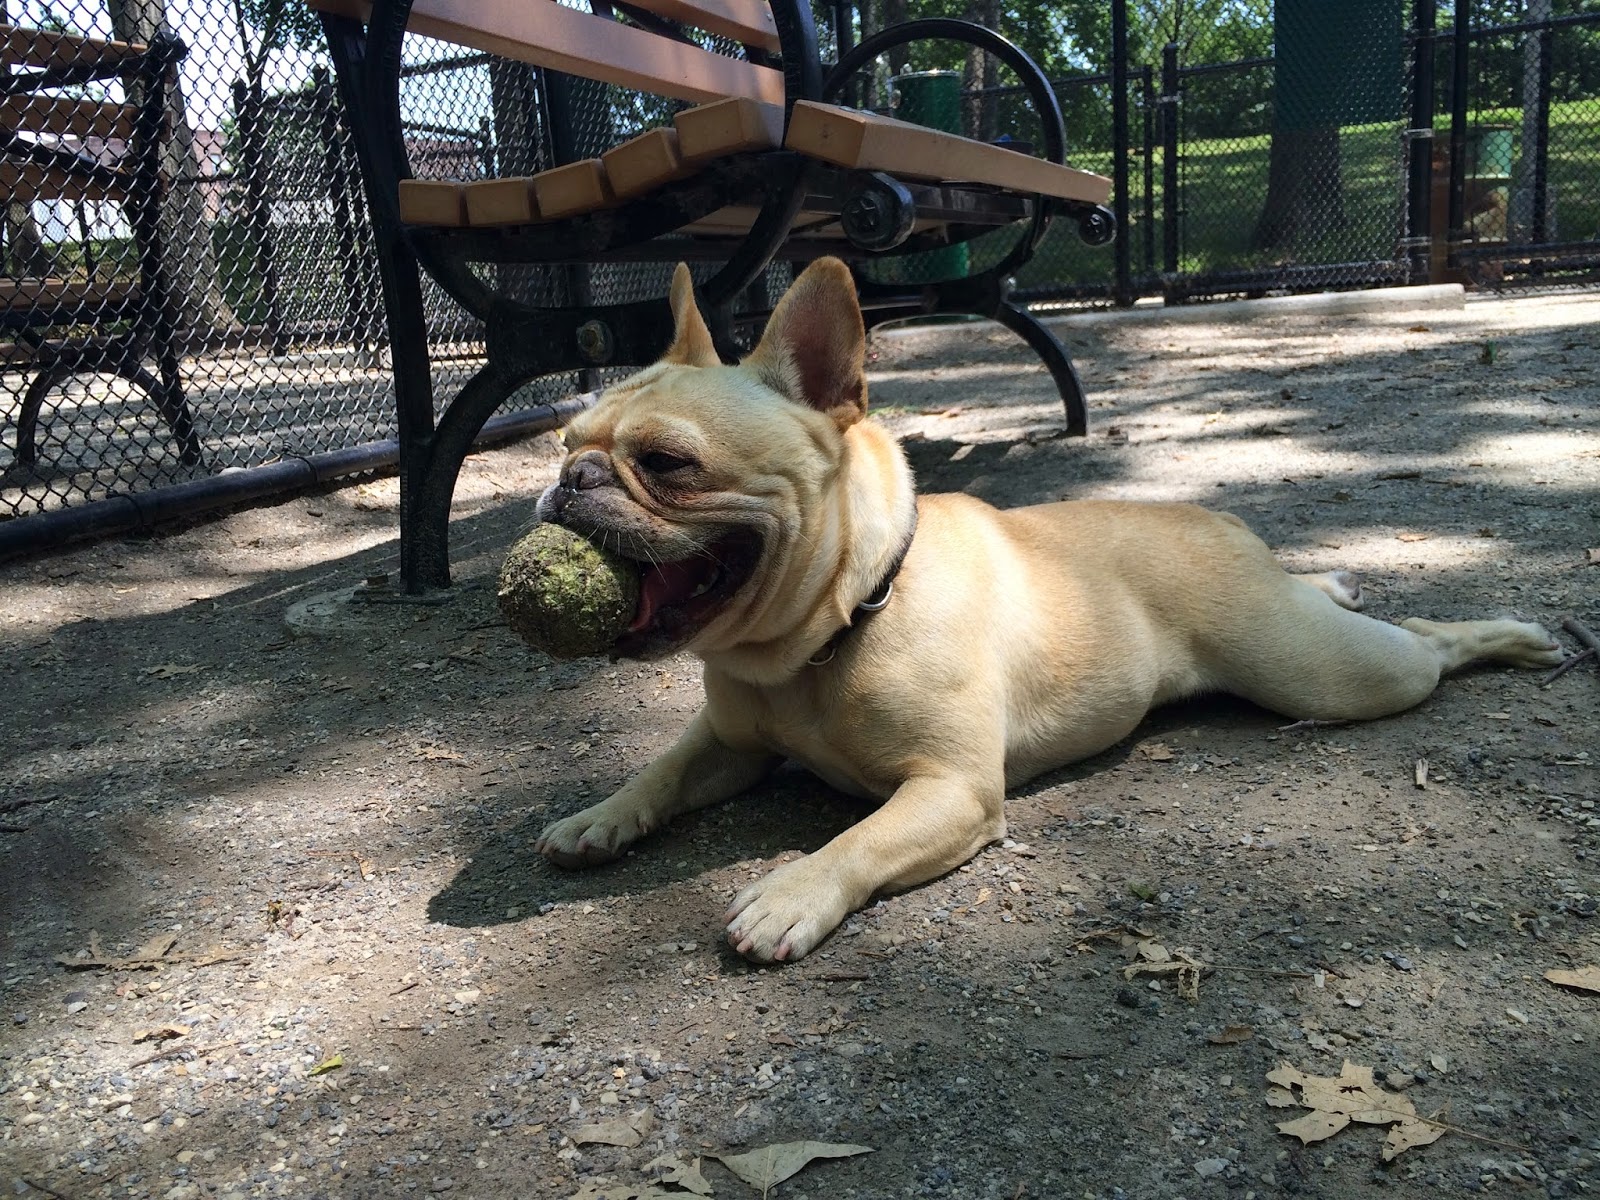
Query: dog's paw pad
xmin=724 ymin=857 xmax=850 ymax=964
xmin=536 ymin=809 xmax=640 ymax=869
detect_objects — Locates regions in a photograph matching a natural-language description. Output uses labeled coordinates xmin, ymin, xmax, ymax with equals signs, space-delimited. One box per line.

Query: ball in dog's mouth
xmin=499 ymin=524 xmax=760 ymax=660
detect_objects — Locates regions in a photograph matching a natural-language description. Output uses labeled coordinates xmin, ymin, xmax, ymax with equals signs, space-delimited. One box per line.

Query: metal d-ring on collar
xmin=806 ymin=508 xmax=918 ymax=667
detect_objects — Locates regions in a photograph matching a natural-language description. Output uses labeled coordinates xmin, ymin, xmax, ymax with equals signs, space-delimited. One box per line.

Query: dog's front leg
xmin=536 ymin=711 xmax=780 ymax=868
xmin=725 ymin=771 xmax=1005 ymax=962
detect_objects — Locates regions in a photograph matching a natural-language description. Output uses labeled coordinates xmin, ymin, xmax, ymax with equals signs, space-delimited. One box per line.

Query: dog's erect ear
xmin=662 ymin=263 xmax=721 ymax=368
xmin=744 ymin=257 xmax=867 ymax=429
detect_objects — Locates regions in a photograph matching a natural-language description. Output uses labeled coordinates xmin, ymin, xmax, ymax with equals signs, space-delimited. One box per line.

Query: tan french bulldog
xmin=532 ymin=257 xmax=1564 ymax=963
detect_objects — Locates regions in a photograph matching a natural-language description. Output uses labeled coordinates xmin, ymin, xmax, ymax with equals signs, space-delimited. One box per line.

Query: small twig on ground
xmin=1560 ymin=616 xmax=1600 ymax=656
xmin=130 ymin=1039 xmax=242 ymax=1070
xmin=1542 ymin=646 xmax=1596 ymax=687
xmin=21 ymin=1178 xmax=74 ymax=1200
xmin=1276 ymin=719 xmax=1350 ymax=733
xmin=389 ymin=980 xmax=419 ymax=997
xmin=810 ymin=972 xmax=871 ymax=982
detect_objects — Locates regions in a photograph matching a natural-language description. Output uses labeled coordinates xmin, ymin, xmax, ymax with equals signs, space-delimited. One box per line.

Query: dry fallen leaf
xmin=1396 ymin=532 xmax=1431 ymax=543
xmin=714 ymin=1141 xmax=874 ymax=1192
xmin=1122 ymin=937 xmax=1204 ymax=1002
xmin=1266 ymin=1060 xmax=1446 ymax=1161
xmin=644 ymin=1153 xmax=713 ymax=1196
xmin=573 ymin=1108 xmax=655 ymax=1148
xmin=1544 ymin=966 xmax=1600 ymax=995
xmin=1139 ymin=741 xmax=1175 ymax=762
xmin=1207 ymin=1024 xmax=1255 ymax=1045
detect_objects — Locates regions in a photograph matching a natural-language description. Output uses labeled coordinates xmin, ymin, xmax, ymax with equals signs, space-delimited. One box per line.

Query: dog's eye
xmin=638 ymin=450 xmax=696 ymax=475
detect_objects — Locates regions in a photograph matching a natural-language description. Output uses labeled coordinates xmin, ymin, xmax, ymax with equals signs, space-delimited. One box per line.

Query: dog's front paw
xmin=724 ymin=855 xmax=855 ymax=963
xmin=535 ymin=803 xmax=652 ymax=869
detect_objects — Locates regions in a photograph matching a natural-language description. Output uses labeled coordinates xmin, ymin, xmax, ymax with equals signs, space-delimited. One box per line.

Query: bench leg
xmin=146 ymin=363 xmax=203 ymax=467
xmin=13 ymin=366 xmax=65 ymax=467
xmin=13 ymin=358 xmax=202 ymax=468
xmin=402 ymin=359 xmax=530 ymax=593
xmin=990 ymin=299 xmax=1088 ymax=437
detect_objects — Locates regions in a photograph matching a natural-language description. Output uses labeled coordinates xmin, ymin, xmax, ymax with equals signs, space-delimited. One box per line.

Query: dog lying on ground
xmin=532 ymin=257 xmax=1565 ymax=962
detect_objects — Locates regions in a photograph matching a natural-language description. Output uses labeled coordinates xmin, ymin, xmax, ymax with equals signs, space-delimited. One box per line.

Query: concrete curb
xmin=870 ymin=283 xmax=1468 ymax=345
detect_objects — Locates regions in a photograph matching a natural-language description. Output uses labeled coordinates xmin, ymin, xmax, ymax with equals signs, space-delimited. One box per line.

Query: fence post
xmin=1531 ymin=24 xmax=1552 ymax=243
xmin=1141 ymin=66 xmax=1155 ymax=283
xmin=1160 ymin=42 xmax=1180 ymax=282
xmin=1110 ymin=0 xmax=1132 ymax=305
xmin=1405 ymin=0 xmax=1435 ymax=284
xmin=232 ymin=78 xmax=288 ymax=355
xmin=1445 ymin=0 xmax=1470 ymax=266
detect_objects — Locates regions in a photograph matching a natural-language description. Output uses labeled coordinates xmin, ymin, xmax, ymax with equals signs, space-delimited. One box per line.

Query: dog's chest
xmin=724 ymin=686 xmax=883 ymax=800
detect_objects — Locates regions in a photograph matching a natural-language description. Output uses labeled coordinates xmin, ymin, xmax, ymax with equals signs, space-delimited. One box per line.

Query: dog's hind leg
xmin=1207 ymin=575 xmax=1563 ymax=723
xmin=1294 ymin=569 xmax=1366 ymax=611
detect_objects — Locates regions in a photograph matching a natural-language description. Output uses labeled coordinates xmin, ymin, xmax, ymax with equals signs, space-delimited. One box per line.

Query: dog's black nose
xmin=563 ymin=450 xmax=614 ymax=492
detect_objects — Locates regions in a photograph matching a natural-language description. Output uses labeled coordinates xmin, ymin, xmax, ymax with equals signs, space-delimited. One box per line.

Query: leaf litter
xmin=1543 ymin=966 xmax=1600 ymax=995
xmin=567 ymin=1140 xmax=871 ymax=1199
xmin=1266 ymin=1060 xmax=1449 ymax=1161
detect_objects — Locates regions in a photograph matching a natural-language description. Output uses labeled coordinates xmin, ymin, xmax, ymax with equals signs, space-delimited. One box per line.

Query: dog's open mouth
xmin=611 ymin=532 xmax=762 ymax=657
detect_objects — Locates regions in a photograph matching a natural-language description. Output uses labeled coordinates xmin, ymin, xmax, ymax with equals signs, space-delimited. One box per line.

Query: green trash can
xmin=1464 ymin=125 xmax=1513 ymax=242
xmin=876 ymin=70 xmax=969 ymax=283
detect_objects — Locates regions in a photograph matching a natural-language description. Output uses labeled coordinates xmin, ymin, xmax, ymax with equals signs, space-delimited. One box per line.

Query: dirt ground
xmin=2 ymin=289 xmax=1597 ymax=1200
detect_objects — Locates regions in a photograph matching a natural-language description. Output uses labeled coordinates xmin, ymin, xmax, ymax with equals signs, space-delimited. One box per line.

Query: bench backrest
xmin=0 ymin=24 xmax=158 ymax=210
xmin=310 ymin=0 xmax=786 ymax=107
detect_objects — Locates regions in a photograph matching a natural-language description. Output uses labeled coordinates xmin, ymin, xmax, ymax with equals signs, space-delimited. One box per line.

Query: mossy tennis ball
xmin=498 ymin=524 xmax=640 ymax=659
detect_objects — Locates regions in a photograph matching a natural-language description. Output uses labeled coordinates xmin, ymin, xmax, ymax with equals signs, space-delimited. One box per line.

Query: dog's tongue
xmin=630 ymin=559 xmax=711 ymax=633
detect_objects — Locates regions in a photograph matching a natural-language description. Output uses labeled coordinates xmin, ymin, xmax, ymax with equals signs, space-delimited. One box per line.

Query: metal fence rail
xmin=1 ymin=0 xmax=1596 ymax=551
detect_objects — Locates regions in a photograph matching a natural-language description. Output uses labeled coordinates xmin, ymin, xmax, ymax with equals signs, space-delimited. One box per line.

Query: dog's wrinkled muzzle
xmin=544 ymin=448 xmax=618 ymax=519
xmin=534 ymin=451 xmax=614 ymax=524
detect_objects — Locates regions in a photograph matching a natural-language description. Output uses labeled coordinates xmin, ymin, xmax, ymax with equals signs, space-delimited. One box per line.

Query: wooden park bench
xmin=1 ymin=23 xmax=200 ymax=467
xmin=312 ymin=0 xmax=1114 ymax=591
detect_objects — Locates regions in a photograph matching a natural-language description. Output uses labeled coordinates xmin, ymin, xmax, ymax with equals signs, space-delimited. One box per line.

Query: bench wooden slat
xmin=784 ymin=101 xmax=1113 ymax=207
xmin=0 ymin=161 xmax=128 ymax=204
xmin=0 ymin=276 xmax=138 ymax=310
xmin=398 ymin=179 xmax=466 ymax=226
xmin=1 ymin=94 xmax=137 ymax=141
xmin=622 ymin=0 xmax=779 ymax=54
xmin=672 ymin=96 xmax=782 ymax=162
xmin=462 ymin=177 xmax=539 ymax=225
xmin=310 ymin=0 xmax=784 ymax=107
xmin=533 ymin=159 xmax=613 ymax=220
xmin=601 ymin=128 xmax=691 ymax=201
xmin=0 ymin=23 xmax=147 ymax=70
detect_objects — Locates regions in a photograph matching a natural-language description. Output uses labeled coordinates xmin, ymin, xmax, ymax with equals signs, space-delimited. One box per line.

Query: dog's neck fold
xmin=702 ymin=417 xmax=917 ymax=686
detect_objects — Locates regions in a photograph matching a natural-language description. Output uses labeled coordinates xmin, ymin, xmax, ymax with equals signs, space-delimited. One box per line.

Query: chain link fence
xmin=2 ymin=0 xmax=1597 ymax=545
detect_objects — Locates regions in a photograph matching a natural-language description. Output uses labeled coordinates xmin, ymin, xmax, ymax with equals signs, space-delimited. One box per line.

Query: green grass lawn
xmin=1020 ymin=97 xmax=1599 ymax=295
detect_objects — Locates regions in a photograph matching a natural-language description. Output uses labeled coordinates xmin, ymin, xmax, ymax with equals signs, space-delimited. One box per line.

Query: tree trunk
xmin=109 ymin=0 xmax=238 ymax=345
xmin=4 ymin=202 xmax=53 ymax=277
xmin=1252 ymin=125 xmax=1344 ymax=252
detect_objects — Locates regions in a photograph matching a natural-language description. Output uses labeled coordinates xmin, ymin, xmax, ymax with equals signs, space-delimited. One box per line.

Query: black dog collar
xmin=807 ymin=505 xmax=918 ymax=667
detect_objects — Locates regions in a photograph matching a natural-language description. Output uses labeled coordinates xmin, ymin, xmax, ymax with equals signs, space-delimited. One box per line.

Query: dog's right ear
xmin=662 ymin=263 xmax=721 ymax=368
xmin=744 ymin=257 xmax=867 ymax=430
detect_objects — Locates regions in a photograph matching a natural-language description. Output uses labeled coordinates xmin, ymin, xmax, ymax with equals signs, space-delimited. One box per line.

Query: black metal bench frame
xmin=318 ymin=1 xmax=1115 ymax=593
xmin=1 ymin=29 xmax=200 ymax=469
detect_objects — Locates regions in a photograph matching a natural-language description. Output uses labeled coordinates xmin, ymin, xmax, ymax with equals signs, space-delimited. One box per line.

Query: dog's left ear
xmin=744 ymin=257 xmax=867 ymax=429
xmin=663 ymin=263 xmax=721 ymax=368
